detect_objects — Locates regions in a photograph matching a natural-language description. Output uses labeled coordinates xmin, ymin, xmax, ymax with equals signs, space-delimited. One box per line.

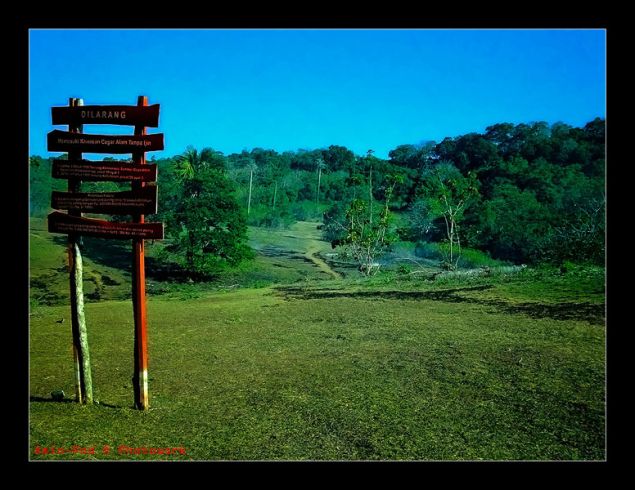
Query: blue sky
xmin=29 ymin=29 xmax=606 ymax=159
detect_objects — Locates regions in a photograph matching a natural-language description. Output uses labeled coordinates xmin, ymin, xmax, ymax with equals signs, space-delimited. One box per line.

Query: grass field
xmin=29 ymin=218 xmax=606 ymax=460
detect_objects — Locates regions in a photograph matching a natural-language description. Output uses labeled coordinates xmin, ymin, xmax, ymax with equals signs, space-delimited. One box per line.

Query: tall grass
xmin=414 ymin=241 xmax=509 ymax=269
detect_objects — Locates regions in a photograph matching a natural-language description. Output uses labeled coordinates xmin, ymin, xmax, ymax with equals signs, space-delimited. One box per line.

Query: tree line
xmin=30 ymin=117 xmax=605 ymax=277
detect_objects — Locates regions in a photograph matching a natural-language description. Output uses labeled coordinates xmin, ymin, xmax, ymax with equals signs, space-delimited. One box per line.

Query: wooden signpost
xmin=47 ymin=96 xmax=163 ymax=410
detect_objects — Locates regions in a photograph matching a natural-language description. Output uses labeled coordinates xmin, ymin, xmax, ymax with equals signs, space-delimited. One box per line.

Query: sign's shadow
xmin=50 ymin=234 xmax=191 ymax=282
xmin=51 ymin=235 xmax=132 ymax=273
xmin=30 ymin=396 xmax=130 ymax=410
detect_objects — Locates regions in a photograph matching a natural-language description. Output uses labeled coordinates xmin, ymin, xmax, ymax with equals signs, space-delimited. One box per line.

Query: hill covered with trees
xmin=30 ymin=118 xmax=605 ymax=277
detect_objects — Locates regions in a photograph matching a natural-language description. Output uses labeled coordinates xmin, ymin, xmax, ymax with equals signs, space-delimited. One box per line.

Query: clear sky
xmin=29 ymin=29 xmax=606 ymax=160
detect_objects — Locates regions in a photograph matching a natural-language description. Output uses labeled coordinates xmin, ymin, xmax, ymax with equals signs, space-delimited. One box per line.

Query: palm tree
xmin=175 ymin=146 xmax=222 ymax=182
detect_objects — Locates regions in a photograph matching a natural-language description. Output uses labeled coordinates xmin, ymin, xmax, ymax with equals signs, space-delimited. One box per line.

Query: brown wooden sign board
xmin=48 ymin=211 xmax=164 ymax=240
xmin=52 ymin=159 xmax=158 ymax=182
xmin=52 ymin=104 xmax=160 ymax=127
xmin=51 ymin=186 xmax=158 ymax=215
xmin=48 ymin=130 xmax=164 ymax=154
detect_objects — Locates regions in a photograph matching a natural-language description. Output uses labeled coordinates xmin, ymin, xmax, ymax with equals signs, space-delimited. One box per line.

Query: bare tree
xmin=272 ymin=180 xmax=278 ymax=210
xmin=332 ymin=176 xmax=401 ymax=276
xmin=420 ymin=162 xmax=478 ymax=270
xmin=366 ymin=149 xmax=375 ymax=224
xmin=246 ymin=162 xmax=258 ymax=215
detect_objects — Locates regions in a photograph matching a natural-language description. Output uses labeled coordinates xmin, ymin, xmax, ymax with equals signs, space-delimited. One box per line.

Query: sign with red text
xmin=52 ymin=160 xmax=158 ymax=182
xmin=52 ymin=104 xmax=160 ymax=127
xmin=48 ymin=95 xmax=162 ymax=412
xmin=47 ymin=130 xmax=164 ymax=154
xmin=48 ymin=211 xmax=164 ymax=240
xmin=51 ymin=186 xmax=158 ymax=215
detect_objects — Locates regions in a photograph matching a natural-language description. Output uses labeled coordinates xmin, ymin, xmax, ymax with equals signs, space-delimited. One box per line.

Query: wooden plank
xmin=51 ymin=186 xmax=158 ymax=215
xmin=47 ymin=130 xmax=164 ymax=153
xmin=48 ymin=211 xmax=164 ymax=240
xmin=52 ymin=159 xmax=158 ymax=182
xmin=52 ymin=104 xmax=160 ymax=127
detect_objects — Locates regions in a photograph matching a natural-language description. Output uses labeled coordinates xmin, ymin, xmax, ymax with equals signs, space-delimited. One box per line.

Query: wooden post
xmin=132 ymin=95 xmax=150 ymax=410
xmin=67 ymin=97 xmax=93 ymax=404
xmin=48 ymin=96 xmax=163 ymax=409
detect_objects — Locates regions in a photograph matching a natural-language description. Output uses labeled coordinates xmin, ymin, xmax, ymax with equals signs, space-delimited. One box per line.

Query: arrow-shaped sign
xmin=51 ymin=186 xmax=158 ymax=215
xmin=48 ymin=130 xmax=164 ymax=154
xmin=48 ymin=211 xmax=164 ymax=240
xmin=52 ymin=104 xmax=160 ymax=127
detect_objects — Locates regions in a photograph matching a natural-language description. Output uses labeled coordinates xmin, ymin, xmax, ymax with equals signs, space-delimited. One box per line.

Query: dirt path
xmin=251 ymin=221 xmax=342 ymax=279
xmin=304 ymin=246 xmax=341 ymax=279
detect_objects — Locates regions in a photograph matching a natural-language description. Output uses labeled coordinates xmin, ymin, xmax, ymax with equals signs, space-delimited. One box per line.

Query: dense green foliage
xmin=158 ymin=147 xmax=252 ymax=278
xmin=29 ymin=119 xmax=606 ymax=461
xmin=30 ymin=118 xmax=605 ymax=272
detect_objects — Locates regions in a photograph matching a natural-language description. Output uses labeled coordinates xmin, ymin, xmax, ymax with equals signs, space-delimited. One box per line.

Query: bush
xmin=290 ymin=201 xmax=324 ymax=221
xmin=537 ymin=215 xmax=605 ymax=266
xmin=414 ymin=241 xmax=507 ymax=269
xmin=391 ymin=240 xmax=417 ymax=255
xmin=321 ymin=201 xmax=349 ymax=243
xmin=457 ymin=248 xmax=508 ymax=269
xmin=397 ymin=264 xmax=412 ymax=275
xmin=247 ymin=205 xmax=295 ymax=229
xmin=414 ymin=241 xmax=444 ymax=261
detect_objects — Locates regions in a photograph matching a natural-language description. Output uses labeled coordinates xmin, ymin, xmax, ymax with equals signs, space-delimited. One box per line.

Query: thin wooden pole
xmin=132 ymin=95 xmax=149 ymax=410
xmin=67 ymin=97 xmax=93 ymax=404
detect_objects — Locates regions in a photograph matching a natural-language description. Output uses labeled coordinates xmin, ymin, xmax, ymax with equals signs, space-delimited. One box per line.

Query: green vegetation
xmin=416 ymin=162 xmax=479 ymax=269
xmin=30 ymin=118 xmax=605 ymax=272
xmin=30 ymin=265 xmax=605 ymax=460
xmin=161 ymin=147 xmax=252 ymax=279
xmin=29 ymin=218 xmax=132 ymax=306
xmin=333 ymin=174 xmax=401 ymax=275
xmin=29 ymin=118 xmax=605 ymax=460
xmin=29 ymin=218 xmax=604 ymax=460
xmin=29 ymin=218 xmax=333 ymax=306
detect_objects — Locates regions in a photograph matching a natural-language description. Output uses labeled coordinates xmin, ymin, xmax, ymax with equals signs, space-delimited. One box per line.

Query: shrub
xmin=248 ymin=205 xmax=295 ymax=229
xmin=397 ymin=264 xmax=412 ymax=275
xmin=457 ymin=248 xmax=508 ymax=269
xmin=415 ymin=241 xmax=449 ymax=262
xmin=291 ymin=201 xmax=324 ymax=221
xmin=414 ymin=241 xmax=507 ymax=269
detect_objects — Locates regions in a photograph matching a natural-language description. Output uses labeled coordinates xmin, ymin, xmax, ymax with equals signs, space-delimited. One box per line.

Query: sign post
xmin=132 ymin=95 xmax=150 ymax=411
xmin=48 ymin=96 xmax=163 ymax=410
xmin=66 ymin=97 xmax=93 ymax=405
